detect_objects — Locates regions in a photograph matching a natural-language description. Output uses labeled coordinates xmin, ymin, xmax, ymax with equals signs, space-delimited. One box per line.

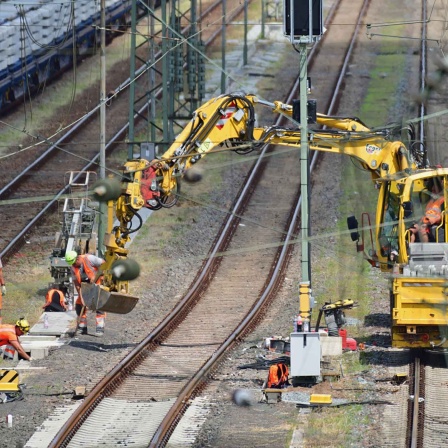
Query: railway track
xmin=0 ymin=0 xmax=249 ymax=263
xmin=405 ymin=352 xmax=448 ymax=448
xmin=372 ymin=1 xmax=448 ymax=446
xmin=1 ymin=0 xmax=444 ymax=446
xmin=39 ymin=0 xmax=374 ymax=446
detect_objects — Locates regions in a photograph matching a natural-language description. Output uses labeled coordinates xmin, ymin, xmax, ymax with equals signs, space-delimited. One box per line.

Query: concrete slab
xmin=20 ymin=335 xmax=57 ymax=342
xmin=29 ymin=311 xmax=77 ymax=337
xmin=321 ymin=336 xmax=342 ymax=356
xmin=9 ymin=336 xmax=66 ymax=360
xmin=20 ymin=340 xmax=66 ymax=359
xmin=20 ymin=340 xmax=65 ymax=349
xmin=24 ymin=347 xmax=49 ymax=360
xmin=24 ymin=401 xmax=82 ymax=448
xmin=6 ymin=362 xmax=46 ymax=370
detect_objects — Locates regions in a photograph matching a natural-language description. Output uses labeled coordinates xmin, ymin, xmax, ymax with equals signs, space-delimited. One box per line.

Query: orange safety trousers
xmin=73 ymin=255 xmax=105 ymax=330
xmin=1 ymin=344 xmax=15 ymax=359
xmin=75 ymin=303 xmax=106 ymax=330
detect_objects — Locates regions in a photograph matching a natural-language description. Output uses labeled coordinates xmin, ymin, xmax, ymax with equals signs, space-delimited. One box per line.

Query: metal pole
xmin=299 ymin=43 xmax=311 ymax=316
xmin=98 ymin=0 xmax=107 ymax=257
xmin=190 ymin=0 xmax=198 ymax=112
xmin=243 ymin=0 xmax=248 ymax=65
xmin=261 ymin=0 xmax=265 ymax=39
xmin=221 ymin=0 xmax=226 ymax=93
xmin=162 ymin=0 xmax=169 ymax=151
xmin=149 ymin=0 xmax=156 ymax=144
xmin=168 ymin=1 xmax=176 ymax=140
xmin=128 ymin=0 xmax=137 ymax=160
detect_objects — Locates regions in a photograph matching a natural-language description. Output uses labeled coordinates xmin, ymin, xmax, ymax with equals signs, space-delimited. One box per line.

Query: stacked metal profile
xmin=0 ymin=0 xmax=132 ymax=111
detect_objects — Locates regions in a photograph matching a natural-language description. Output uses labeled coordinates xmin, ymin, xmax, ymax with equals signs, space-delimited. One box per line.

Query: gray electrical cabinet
xmin=290 ymin=332 xmax=321 ymax=377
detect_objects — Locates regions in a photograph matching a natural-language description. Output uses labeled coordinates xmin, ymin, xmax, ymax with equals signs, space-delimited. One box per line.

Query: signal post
xmin=284 ymin=0 xmax=323 ymax=383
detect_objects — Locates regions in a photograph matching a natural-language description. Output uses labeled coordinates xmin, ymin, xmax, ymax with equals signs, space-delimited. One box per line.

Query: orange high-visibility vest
xmin=279 ymin=363 xmax=289 ymax=384
xmin=423 ymin=196 xmax=444 ymax=226
xmin=72 ymin=254 xmax=104 ymax=286
xmin=44 ymin=289 xmax=66 ymax=308
xmin=267 ymin=363 xmax=289 ymax=388
xmin=0 ymin=325 xmax=17 ymax=347
xmin=267 ymin=364 xmax=280 ymax=388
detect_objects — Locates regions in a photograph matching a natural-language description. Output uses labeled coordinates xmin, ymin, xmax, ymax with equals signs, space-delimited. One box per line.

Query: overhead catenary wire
xmin=0 ymin=0 xmax=255 ymax=155
xmin=0 ymin=0 xmax=442 ymax=158
xmin=0 ymin=0 xmax=444 ymax=262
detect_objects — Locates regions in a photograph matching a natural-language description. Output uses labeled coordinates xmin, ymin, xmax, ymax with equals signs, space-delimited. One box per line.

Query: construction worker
xmin=65 ymin=251 xmax=106 ymax=336
xmin=0 ymin=318 xmax=32 ymax=361
xmin=266 ymin=362 xmax=289 ymax=389
xmin=410 ymin=177 xmax=445 ymax=243
xmin=43 ymin=288 xmax=67 ymax=312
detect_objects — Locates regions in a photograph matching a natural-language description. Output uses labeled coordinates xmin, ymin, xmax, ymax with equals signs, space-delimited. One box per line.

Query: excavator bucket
xmin=81 ymin=282 xmax=138 ymax=314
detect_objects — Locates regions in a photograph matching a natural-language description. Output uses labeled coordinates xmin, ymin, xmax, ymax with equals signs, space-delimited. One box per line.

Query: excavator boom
xmin=96 ymin=93 xmax=422 ymax=300
xmin=91 ymin=92 xmax=447 ymax=350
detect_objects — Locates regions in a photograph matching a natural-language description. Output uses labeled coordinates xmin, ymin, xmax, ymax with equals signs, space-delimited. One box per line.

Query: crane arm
xmin=258 ymin=127 xmax=415 ymax=180
xmin=131 ymin=93 xmax=418 ymax=209
xmin=93 ymin=93 xmax=422 ymax=314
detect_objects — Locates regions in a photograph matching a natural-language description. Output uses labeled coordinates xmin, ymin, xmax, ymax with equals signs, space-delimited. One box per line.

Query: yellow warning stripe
xmin=0 ymin=369 xmax=20 ymax=392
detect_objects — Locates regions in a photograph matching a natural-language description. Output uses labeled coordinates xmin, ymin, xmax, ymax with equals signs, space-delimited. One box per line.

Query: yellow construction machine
xmin=93 ymin=93 xmax=448 ymax=349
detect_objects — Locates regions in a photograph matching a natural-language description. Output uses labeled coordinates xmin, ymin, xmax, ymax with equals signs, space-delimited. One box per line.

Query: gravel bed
xmin=0 ymin=1 xmax=438 ymax=447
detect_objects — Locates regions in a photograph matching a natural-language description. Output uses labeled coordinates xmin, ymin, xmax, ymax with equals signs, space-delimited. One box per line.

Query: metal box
xmin=290 ymin=332 xmax=321 ymax=377
xmin=283 ymin=0 xmax=323 ymax=39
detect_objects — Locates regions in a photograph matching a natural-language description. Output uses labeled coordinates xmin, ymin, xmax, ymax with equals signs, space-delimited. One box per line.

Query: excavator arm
xmin=138 ymin=94 xmax=261 ymax=209
xmin=92 ymin=92 xmax=425 ymax=314
xmin=130 ymin=93 xmax=419 ymax=209
xmin=102 ymin=92 xmax=448 ymax=351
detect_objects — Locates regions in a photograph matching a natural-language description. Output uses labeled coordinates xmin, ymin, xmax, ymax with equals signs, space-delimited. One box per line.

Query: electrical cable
xmin=19 ymin=3 xmax=74 ymax=51
xmin=67 ymin=0 xmax=78 ymax=118
xmin=0 ymin=0 xmax=425 ymax=158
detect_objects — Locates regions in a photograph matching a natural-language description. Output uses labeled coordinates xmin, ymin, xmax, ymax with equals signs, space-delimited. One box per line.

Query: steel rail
xmin=0 ymin=118 xmax=125 ymax=262
xmin=0 ymin=0 xmax=246 ymax=265
xmin=47 ymin=0 xmax=370 ymax=444
xmin=151 ymin=1 xmax=372 ymax=444
xmin=47 ymin=83 xmax=285 ymax=448
xmin=410 ymin=357 xmax=421 ymax=448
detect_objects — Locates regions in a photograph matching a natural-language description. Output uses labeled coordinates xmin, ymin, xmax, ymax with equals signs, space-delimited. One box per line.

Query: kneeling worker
xmin=65 ymin=251 xmax=106 ymax=337
xmin=43 ymin=287 xmax=67 ymax=312
xmin=0 ymin=318 xmax=32 ymax=361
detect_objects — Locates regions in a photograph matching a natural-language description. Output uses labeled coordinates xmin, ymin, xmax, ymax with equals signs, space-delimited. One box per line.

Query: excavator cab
xmin=401 ymin=174 xmax=447 ymax=244
xmin=389 ymin=171 xmax=448 ymax=349
xmin=374 ymin=171 xmax=448 ymax=268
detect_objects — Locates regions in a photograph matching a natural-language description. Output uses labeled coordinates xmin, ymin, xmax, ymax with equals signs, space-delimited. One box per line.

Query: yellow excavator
xmin=92 ymin=93 xmax=448 ymax=349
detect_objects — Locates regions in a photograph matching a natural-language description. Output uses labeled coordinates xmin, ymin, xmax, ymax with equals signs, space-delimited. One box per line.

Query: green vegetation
xmin=360 ymin=29 xmax=408 ymax=126
xmin=2 ymin=271 xmax=46 ymax=327
xmin=304 ymin=404 xmax=364 ymax=447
